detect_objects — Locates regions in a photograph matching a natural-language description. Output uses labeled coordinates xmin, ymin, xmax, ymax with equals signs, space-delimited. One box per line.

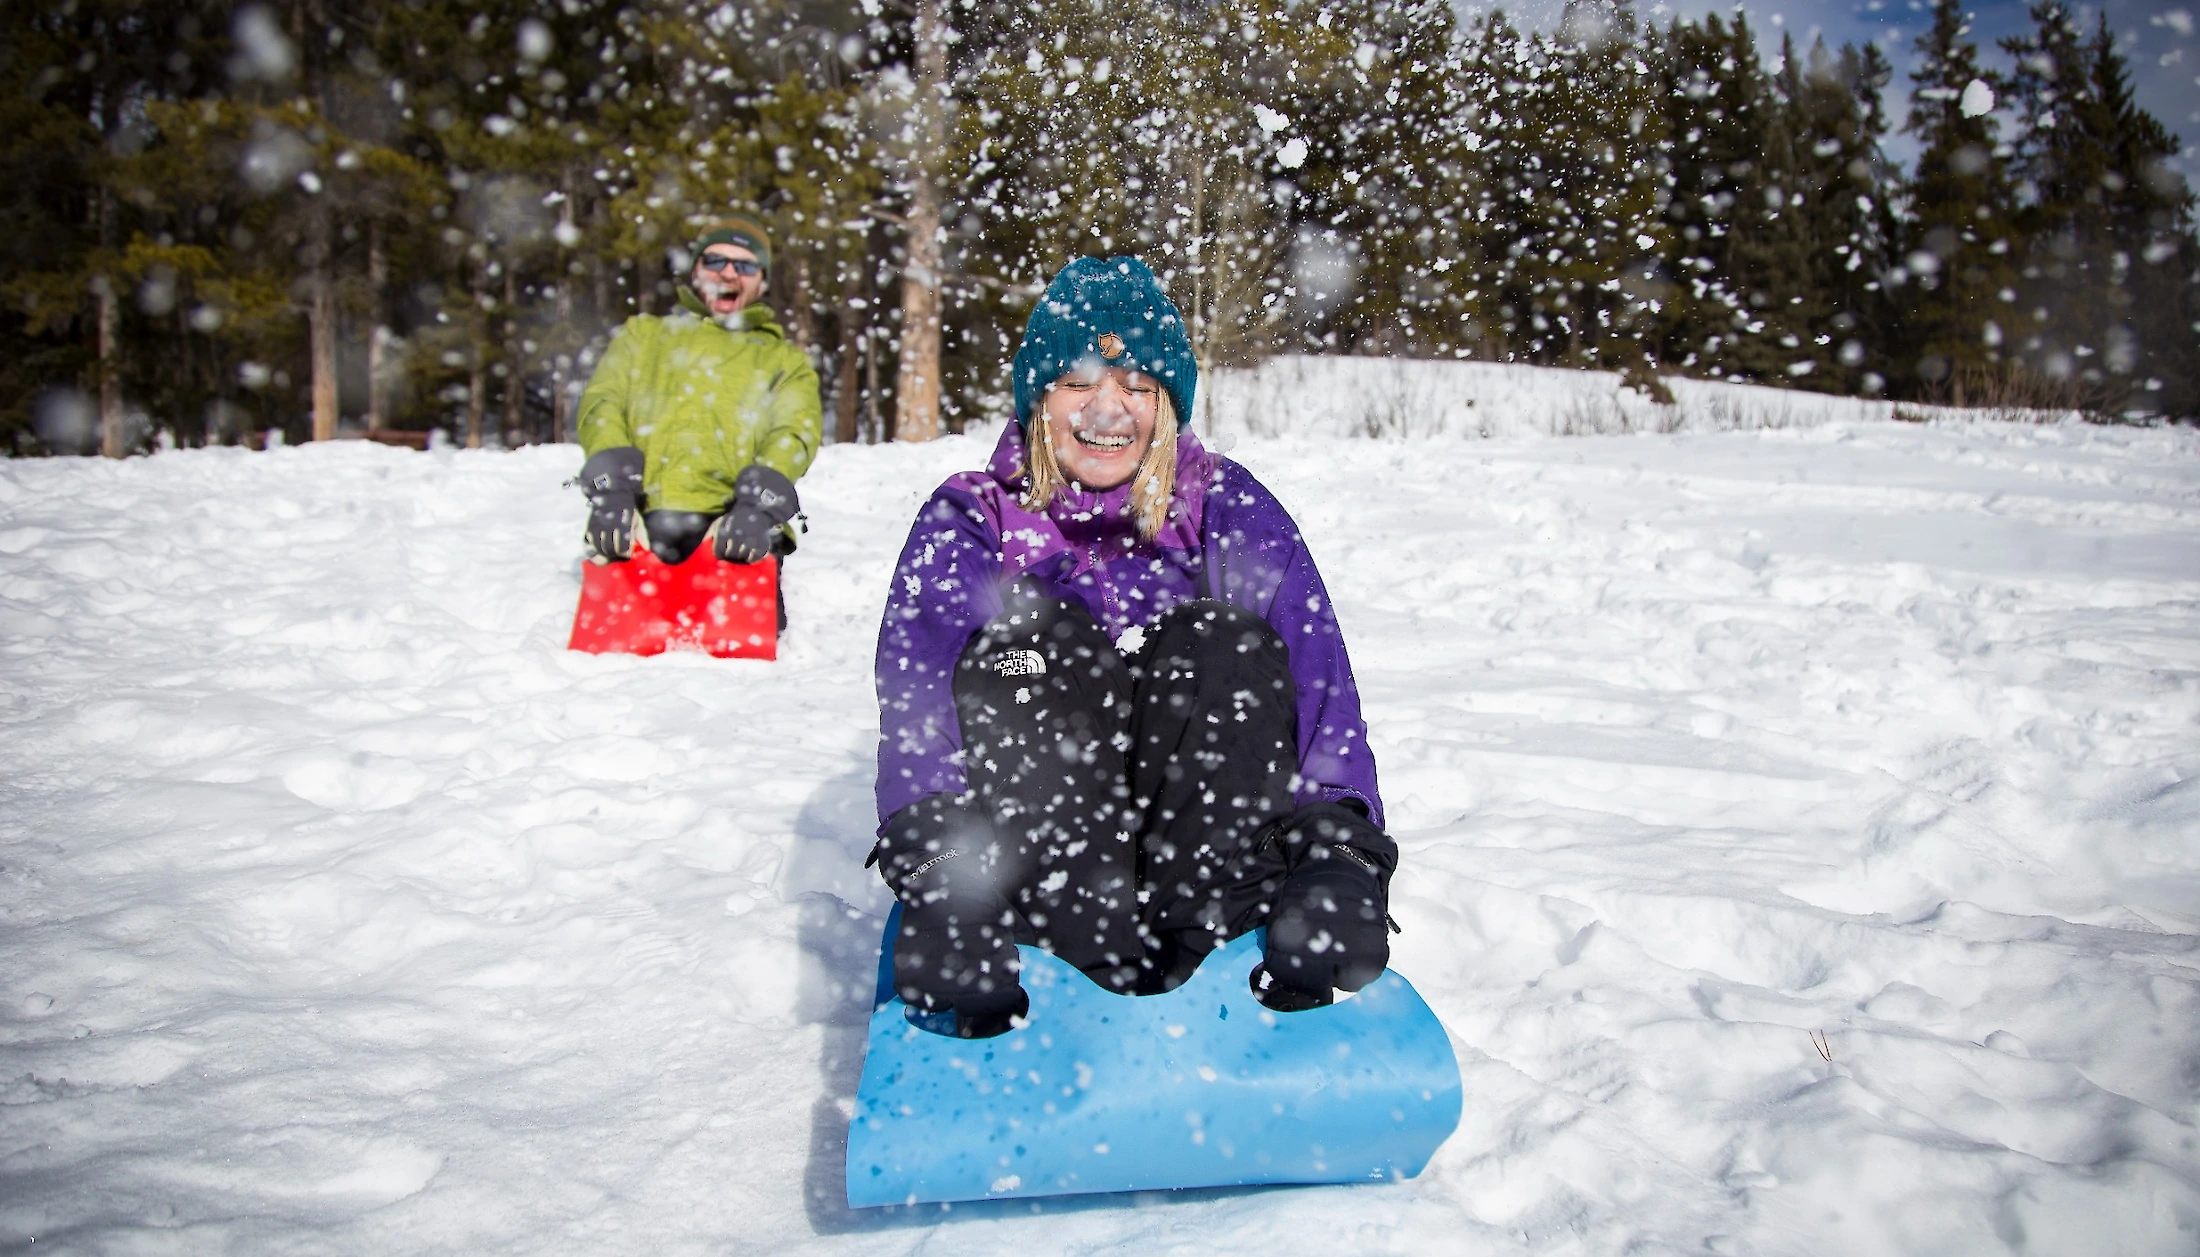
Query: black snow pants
xmin=928 ymin=589 xmax=1305 ymax=997
xmin=641 ymin=508 xmax=791 ymax=630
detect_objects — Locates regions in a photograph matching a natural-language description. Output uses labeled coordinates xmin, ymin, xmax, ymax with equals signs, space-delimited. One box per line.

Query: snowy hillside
xmin=1203 ymin=354 xmax=2037 ymax=440
xmin=2 ymin=399 xmax=2197 ymax=1253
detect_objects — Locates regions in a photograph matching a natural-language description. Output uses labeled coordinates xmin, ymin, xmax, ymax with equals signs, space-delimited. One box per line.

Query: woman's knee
xmin=955 ymin=592 xmax=1115 ymax=681
xmin=951 ymin=593 xmax=1131 ymax=745
xmin=1140 ymin=600 xmax=1295 ymax=727
xmin=1147 ymin=598 xmax=1290 ymax=670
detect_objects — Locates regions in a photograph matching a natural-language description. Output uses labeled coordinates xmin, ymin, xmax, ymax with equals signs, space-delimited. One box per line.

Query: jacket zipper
xmin=1093 ymin=543 xmax=1120 ymax=631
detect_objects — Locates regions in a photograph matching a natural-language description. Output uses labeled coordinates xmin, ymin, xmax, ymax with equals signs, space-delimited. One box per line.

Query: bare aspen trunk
xmin=97 ymin=275 xmax=124 ymax=458
xmin=466 ymin=362 xmax=485 ymax=449
xmin=894 ymin=201 xmax=943 ymax=442
xmin=784 ymin=250 xmax=817 ymax=357
xmin=465 ymin=261 xmax=488 ymax=448
xmin=366 ymin=220 xmax=388 ymax=431
xmin=865 ymin=324 xmax=885 ymax=443
xmin=834 ymin=306 xmax=861 ymax=444
xmin=1186 ymin=164 xmax=1215 ymax=435
xmin=502 ymin=269 xmax=522 ymax=443
xmin=894 ymin=0 xmax=947 ymax=442
xmin=93 ymin=181 xmax=126 ymax=458
xmin=554 ymin=170 xmax=577 ymax=443
xmin=551 ymin=361 xmax=570 ymax=444
xmin=1187 ymin=161 xmax=1209 ymax=356
xmin=308 ymin=199 xmax=338 ymax=442
xmin=310 ymin=281 xmax=338 ymax=442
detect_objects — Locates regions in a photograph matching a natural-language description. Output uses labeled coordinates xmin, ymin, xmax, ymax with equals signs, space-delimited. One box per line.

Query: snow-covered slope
xmin=1204 ymin=354 xmax=2050 ymax=439
xmin=1205 ymin=356 xmax=2076 ymax=444
xmin=2 ymin=411 xmax=2196 ymax=1254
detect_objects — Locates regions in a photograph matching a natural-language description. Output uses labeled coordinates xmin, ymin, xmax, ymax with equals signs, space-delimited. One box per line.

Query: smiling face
xmin=691 ymin=243 xmax=765 ymax=318
xmin=1039 ymin=365 xmax=1161 ymax=491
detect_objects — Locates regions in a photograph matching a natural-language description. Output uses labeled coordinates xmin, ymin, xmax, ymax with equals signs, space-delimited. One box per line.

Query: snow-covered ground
xmin=1204 ymin=354 xmax=2047 ymax=439
xmin=3 ymin=394 xmax=2197 ymax=1253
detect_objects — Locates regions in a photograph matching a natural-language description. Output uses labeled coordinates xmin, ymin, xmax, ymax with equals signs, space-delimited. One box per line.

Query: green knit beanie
xmin=692 ymin=213 xmax=772 ymax=275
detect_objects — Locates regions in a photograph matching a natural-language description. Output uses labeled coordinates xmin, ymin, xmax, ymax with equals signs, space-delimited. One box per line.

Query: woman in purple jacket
xmin=870 ymin=257 xmax=1396 ymax=1038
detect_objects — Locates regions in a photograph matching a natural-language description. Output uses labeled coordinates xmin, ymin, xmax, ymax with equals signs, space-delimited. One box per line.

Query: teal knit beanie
xmin=1012 ymin=257 xmax=1196 ymax=429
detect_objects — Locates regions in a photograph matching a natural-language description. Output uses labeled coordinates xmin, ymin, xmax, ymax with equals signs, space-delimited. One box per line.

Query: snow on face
xmin=1041 ymin=365 xmax=1160 ymax=490
xmin=2 ymin=364 xmax=2196 ymax=1251
xmin=691 ymin=243 xmax=763 ymax=319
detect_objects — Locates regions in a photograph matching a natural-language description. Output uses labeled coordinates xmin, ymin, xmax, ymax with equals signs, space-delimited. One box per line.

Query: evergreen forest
xmin=6 ymin=0 xmax=2196 ymax=454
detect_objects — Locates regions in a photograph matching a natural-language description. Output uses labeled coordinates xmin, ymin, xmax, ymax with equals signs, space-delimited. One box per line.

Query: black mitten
xmin=579 ymin=446 xmax=645 ymax=561
xmin=1260 ymin=801 xmax=1397 ymax=1008
xmin=713 ymin=464 xmax=801 ymax=565
xmin=872 ymin=796 xmax=1027 ymax=1038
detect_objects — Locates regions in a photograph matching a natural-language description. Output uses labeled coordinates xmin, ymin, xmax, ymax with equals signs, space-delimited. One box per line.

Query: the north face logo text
xmin=996 ymin=649 xmax=1046 ymax=677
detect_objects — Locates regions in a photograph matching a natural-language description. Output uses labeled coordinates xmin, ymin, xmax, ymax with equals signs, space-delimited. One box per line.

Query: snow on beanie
xmin=1012 ymin=256 xmax=1196 ymax=429
xmin=692 ymin=213 xmax=773 ymax=275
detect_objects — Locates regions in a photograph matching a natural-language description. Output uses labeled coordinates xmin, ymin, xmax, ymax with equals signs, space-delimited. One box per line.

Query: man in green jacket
xmin=576 ymin=214 xmax=822 ymax=578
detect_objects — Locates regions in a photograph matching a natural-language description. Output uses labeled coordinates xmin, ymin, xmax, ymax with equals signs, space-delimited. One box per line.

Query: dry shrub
xmin=1550 ymin=392 xmax=1627 ymax=436
xmin=1688 ymin=392 xmax=1815 ymax=432
xmin=1921 ymin=361 xmax=2116 ymax=422
xmin=1550 ymin=390 xmax=1679 ymax=436
xmin=1353 ymin=366 xmax=1449 ymax=439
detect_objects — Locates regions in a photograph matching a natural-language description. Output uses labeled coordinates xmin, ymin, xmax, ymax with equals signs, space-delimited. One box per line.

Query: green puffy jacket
xmin=577 ymin=289 xmax=822 ymax=516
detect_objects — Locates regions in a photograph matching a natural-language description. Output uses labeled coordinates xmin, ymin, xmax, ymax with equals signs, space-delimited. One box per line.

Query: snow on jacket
xmin=874 ymin=422 xmax=1383 ymax=831
xmin=576 ymin=289 xmax=822 ymax=515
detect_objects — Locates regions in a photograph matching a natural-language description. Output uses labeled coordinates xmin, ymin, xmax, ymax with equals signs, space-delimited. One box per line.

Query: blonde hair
xmin=1025 ymin=390 xmax=1179 ymax=540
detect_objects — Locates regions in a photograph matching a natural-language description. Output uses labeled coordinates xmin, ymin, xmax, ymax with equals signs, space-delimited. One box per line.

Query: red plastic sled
xmin=567 ymin=545 xmax=777 ymax=660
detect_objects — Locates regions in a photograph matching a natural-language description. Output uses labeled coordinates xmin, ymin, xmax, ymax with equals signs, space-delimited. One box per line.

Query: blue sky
xmin=1482 ymin=0 xmax=2200 ymax=185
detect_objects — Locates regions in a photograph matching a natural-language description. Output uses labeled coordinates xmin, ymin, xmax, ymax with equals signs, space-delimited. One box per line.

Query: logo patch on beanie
xmin=1097 ymin=332 xmax=1125 ymax=359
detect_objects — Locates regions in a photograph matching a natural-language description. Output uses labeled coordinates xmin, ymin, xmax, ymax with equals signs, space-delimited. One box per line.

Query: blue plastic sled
xmin=845 ymin=906 xmax=1462 ymax=1207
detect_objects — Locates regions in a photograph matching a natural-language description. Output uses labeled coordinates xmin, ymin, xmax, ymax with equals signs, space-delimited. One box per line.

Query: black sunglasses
xmin=699 ymin=255 xmax=762 ymax=277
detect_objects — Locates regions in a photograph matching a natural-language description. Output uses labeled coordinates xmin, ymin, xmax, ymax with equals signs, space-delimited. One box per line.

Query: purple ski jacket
xmin=873 ymin=423 xmax=1383 ymax=831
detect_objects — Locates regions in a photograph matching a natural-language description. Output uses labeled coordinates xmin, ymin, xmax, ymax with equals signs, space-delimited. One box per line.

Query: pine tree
xmin=1478 ymin=1 xmax=1670 ymax=393
xmin=1147 ymin=0 xmax=1298 ymax=414
xmin=0 ymin=1 xmax=252 ymax=452
xmin=1742 ymin=34 xmax=1824 ymax=382
xmin=0 ymin=4 xmax=101 ymax=450
xmin=749 ymin=75 xmax=885 ymax=440
xmin=1663 ymin=12 xmax=1768 ymax=383
xmin=1450 ymin=11 xmax=1537 ymax=364
xmin=1784 ymin=38 xmax=1901 ymax=394
xmin=2004 ymin=2 xmax=2198 ymax=414
xmin=1278 ymin=0 xmax=1477 ymax=361
xmin=1898 ymin=0 xmax=2019 ymax=402
xmin=5 ymin=0 xmax=2185 ymax=446
xmin=957 ymin=0 xmax=1316 ymax=423
xmin=2079 ymin=16 xmax=2198 ymax=417
xmin=1656 ymin=13 xmax=1800 ymax=384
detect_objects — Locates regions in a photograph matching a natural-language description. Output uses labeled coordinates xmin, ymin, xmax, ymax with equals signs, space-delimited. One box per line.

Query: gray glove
xmin=579 ymin=447 xmax=644 ymax=561
xmin=712 ymin=463 xmax=800 ymax=565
